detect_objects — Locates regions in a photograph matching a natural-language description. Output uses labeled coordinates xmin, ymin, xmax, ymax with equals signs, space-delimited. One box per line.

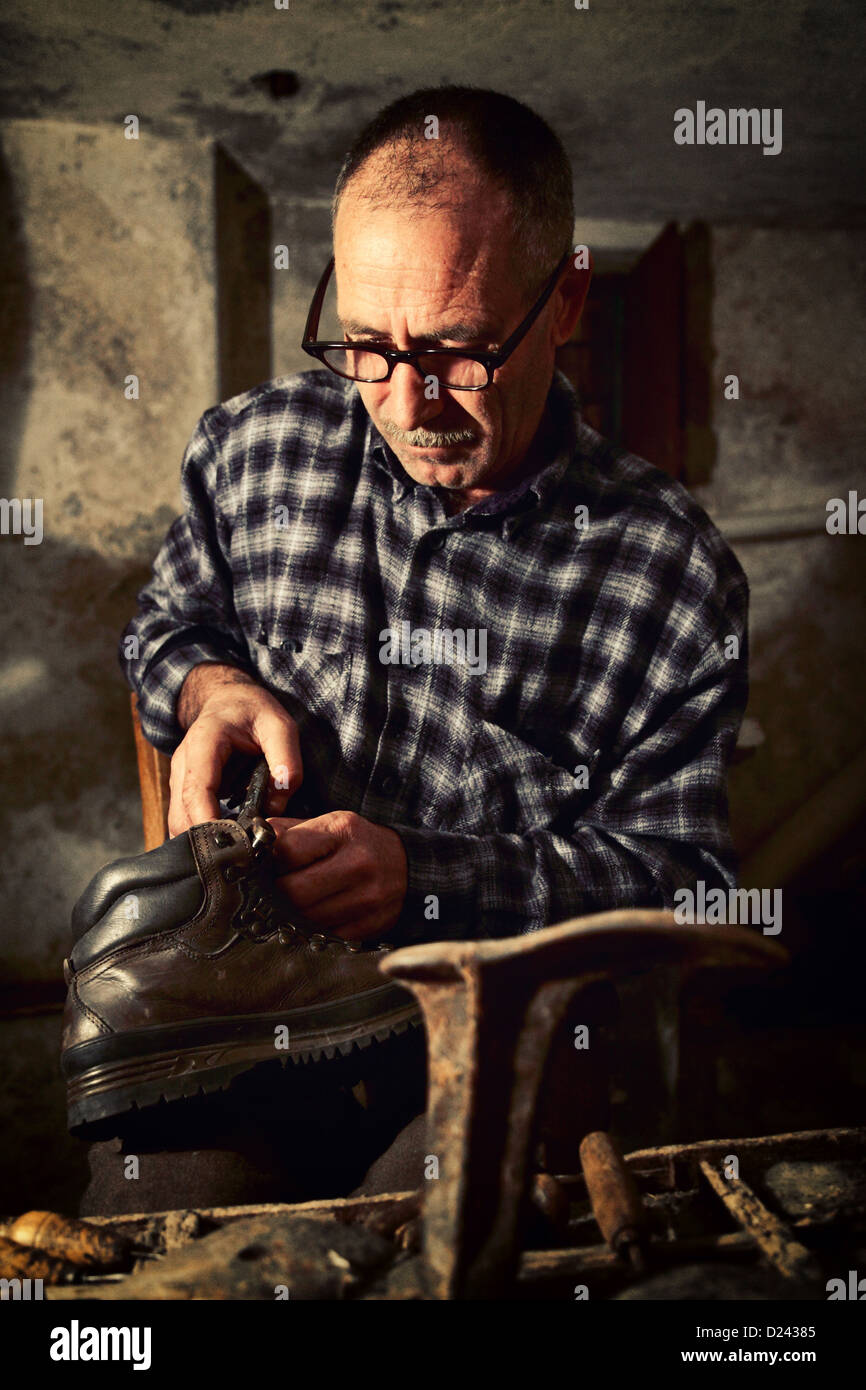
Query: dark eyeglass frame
xmin=301 ymin=250 xmax=573 ymax=390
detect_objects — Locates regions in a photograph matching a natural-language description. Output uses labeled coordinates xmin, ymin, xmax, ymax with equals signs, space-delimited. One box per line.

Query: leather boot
xmin=61 ymin=762 xmax=420 ymax=1133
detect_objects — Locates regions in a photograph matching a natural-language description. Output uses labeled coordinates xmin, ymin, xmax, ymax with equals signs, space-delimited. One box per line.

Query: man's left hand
xmin=268 ymin=811 xmax=408 ymax=941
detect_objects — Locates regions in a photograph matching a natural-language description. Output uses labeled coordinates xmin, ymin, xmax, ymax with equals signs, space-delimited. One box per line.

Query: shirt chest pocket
xmin=251 ymin=618 xmax=353 ymax=729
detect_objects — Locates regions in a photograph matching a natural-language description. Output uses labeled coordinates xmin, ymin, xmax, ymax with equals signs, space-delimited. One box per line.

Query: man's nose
xmin=383 ymin=361 xmax=446 ymax=432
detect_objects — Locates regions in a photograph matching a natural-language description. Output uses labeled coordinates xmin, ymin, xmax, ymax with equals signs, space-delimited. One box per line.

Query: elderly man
xmin=64 ymin=86 xmax=747 ymax=1213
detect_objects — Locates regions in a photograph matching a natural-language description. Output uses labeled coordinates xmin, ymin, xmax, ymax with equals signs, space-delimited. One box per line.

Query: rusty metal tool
xmin=698 ymin=1159 xmax=822 ymax=1283
xmin=380 ymin=909 xmax=788 ymax=1300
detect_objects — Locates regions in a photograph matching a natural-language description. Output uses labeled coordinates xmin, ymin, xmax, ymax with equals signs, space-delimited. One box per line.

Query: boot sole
xmin=63 ymin=984 xmax=421 ymax=1133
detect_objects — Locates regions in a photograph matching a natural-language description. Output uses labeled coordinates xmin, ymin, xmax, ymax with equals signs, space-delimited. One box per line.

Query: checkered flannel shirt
xmin=122 ymin=369 xmax=749 ymax=943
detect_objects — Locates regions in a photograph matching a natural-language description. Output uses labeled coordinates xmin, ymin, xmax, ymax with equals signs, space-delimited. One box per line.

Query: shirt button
xmin=257 ymin=625 xmax=268 ymax=643
xmin=429 ymin=533 xmax=447 ymax=551
xmin=380 ymin=774 xmax=398 ymax=795
xmin=281 ymin=638 xmax=303 ymax=653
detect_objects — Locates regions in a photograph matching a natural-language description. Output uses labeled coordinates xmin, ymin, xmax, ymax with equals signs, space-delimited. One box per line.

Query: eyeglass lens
xmin=321 ymin=347 xmax=489 ymax=388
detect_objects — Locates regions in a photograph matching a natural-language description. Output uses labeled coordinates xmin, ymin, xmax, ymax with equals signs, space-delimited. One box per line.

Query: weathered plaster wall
xmin=0 ymin=120 xmax=217 ymax=983
xmin=699 ymin=229 xmax=865 ymax=513
xmin=271 ymin=197 xmax=331 ymax=378
xmin=0 ymin=0 xmax=861 ymax=226
xmin=700 ymin=229 xmax=866 ymax=854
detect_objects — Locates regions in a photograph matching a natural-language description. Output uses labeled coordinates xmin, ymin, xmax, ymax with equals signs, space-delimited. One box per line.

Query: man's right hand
xmin=168 ymin=663 xmax=303 ymax=835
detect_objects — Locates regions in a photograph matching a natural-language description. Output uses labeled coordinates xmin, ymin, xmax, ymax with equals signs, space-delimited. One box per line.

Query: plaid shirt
xmin=122 ymin=369 xmax=749 ymax=943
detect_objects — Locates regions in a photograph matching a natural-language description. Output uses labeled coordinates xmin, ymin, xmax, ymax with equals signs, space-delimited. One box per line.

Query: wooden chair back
xmin=130 ymin=692 xmax=171 ymax=849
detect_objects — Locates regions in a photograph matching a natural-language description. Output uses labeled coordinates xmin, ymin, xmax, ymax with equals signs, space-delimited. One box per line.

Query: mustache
xmin=380 ymin=419 xmax=477 ymax=448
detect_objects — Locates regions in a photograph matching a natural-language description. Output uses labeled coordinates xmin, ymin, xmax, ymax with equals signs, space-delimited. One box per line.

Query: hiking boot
xmin=61 ymin=763 xmax=420 ymax=1133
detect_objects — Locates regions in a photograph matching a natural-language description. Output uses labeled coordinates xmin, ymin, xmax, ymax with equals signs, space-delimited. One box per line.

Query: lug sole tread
xmin=67 ymin=1009 xmax=422 ymax=1134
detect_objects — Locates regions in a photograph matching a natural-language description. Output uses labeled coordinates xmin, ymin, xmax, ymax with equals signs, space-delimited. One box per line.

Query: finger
xmin=167 ymin=745 xmax=189 ymax=836
xmin=280 ymin=874 xmax=392 ymax=939
xmin=253 ymin=712 xmax=303 ymax=815
xmin=297 ymin=888 xmax=384 ymax=939
xmin=274 ymin=849 xmax=356 ymax=911
xmin=270 ymin=819 xmax=341 ymax=871
xmin=175 ymin=727 xmax=238 ymax=827
xmin=266 ymin=817 xmax=306 ymax=833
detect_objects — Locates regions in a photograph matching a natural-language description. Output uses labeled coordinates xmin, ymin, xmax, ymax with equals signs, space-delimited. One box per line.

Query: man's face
xmin=333 ymin=180 xmax=568 ymax=495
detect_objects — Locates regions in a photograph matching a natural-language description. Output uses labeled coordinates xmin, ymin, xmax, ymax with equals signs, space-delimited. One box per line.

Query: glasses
xmin=301 ymin=251 xmax=572 ymax=391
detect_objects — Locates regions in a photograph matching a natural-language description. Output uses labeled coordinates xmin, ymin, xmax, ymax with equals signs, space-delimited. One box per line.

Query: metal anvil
xmin=380 ymin=909 xmax=788 ymax=1299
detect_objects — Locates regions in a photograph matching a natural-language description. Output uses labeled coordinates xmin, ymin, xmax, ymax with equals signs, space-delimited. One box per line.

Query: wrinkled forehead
xmin=333 ymin=187 xmax=522 ymax=319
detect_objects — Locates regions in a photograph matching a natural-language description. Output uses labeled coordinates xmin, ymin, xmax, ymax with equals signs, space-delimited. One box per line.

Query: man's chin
xmin=396 ymin=445 xmax=481 ymax=485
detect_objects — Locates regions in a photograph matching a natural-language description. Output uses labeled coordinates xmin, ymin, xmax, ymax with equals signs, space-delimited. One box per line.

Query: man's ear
xmin=552 ymin=249 xmax=593 ymax=346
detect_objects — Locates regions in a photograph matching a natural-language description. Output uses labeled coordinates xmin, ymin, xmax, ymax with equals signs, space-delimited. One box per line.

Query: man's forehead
xmin=334 ymin=263 xmax=513 ymax=340
xmin=335 ymin=176 xmax=515 ymax=260
xmin=333 ymin=213 xmax=522 ymax=329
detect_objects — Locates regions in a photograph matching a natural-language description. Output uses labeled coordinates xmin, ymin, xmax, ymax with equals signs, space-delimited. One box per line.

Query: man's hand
xmin=168 ymin=663 xmax=302 ymax=835
xmin=269 ymin=811 xmax=408 ymax=941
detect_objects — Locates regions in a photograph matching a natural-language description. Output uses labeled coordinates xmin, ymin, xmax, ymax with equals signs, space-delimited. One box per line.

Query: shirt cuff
xmin=387 ymin=824 xmax=476 ymax=944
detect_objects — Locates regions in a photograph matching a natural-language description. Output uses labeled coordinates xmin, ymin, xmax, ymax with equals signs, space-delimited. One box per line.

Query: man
xmin=66 ymin=87 xmax=748 ymax=1212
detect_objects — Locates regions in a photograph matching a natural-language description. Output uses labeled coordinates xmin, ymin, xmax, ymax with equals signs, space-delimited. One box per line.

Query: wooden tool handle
xmin=579 ymin=1130 xmax=648 ymax=1262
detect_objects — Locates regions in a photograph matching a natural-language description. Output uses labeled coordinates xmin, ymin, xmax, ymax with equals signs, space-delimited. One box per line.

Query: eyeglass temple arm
xmin=491 ymin=251 xmax=575 ymax=364
xmin=303 ymin=256 xmax=336 ymax=345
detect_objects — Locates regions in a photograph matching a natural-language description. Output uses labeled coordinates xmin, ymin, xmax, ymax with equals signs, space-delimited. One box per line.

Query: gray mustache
xmin=382 ymin=420 xmax=476 ymax=448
